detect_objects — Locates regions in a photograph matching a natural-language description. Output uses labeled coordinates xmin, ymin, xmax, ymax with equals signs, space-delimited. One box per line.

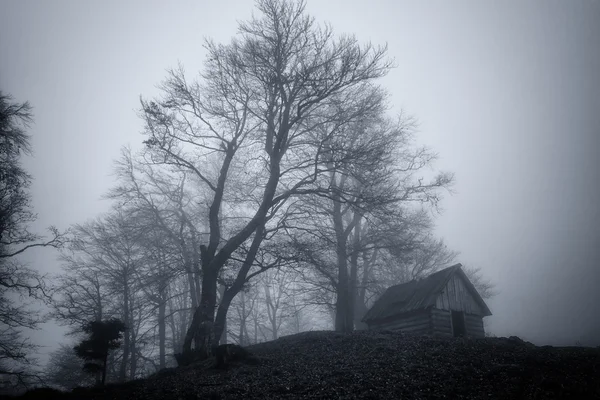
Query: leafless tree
xmin=109 ymin=148 xmax=204 ymax=321
xmin=462 ymin=265 xmax=497 ymax=300
xmin=44 ymin=343 xmax=95 ymax=390
xmin=259 ymin=267 xmax=297 ymax=340
xmin=165 ymin=276 xmax=192 ymax=360
xmin=53 ymin=210 xmax=148 ymax=382
xmin=51 ymin=261 xmax=110 ymax=332
xmin=280 ymin=107 xmax=454 ymax=332
xmin=0 ymin=92 xmax=67 ymax=388
xmin=228 ymin=282 xmax=259 ymax=346
xmin=139 ymin=0 xmax=394 ymax=362
xmin=133 ymin=236 xmax=178 ymax=370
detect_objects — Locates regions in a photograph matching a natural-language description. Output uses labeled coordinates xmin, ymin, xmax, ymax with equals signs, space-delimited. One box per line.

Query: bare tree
xmin=109 ymin=148 xmax=204 ymax=321
xmin=44 ymin=343 xmax=96 ymax=390
xmin=51 ymin=262 xmax=110 ymax=332
xmin=462 ymin=265 xmax=497 ymax=300
xmin=140 ymin=0 xmax=393 ymax=362
xmin=54 ymin=210 xmax=147 ymax=382
xmin=0 ymin=92 xmax=67 ymax=388
xmin=134 ymin=238 xmax=178 ymax=370
xmin=165 ymin=276 xmax=192 ymax=360
xmin=280 ymin=108 xmax=454 ymax=332
xmin=0 ymin=92 xmax=67 ymax=256
xmin=259 ymin=267 xmax=297 ymax=340
xmin=228 ymin=283 xmax=258 ymax=346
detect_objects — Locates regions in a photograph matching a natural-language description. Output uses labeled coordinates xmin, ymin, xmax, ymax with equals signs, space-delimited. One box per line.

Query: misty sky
xmin=1 ymin=0 xmax=599 ymax=363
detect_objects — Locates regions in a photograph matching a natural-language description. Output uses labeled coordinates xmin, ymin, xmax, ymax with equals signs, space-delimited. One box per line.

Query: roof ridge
xmin=362 ymin=262 xmax=493 ymax=323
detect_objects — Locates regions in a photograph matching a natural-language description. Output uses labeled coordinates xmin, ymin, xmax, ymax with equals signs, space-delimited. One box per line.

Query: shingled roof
xmin=362 ymin=263 xmax=492 ymax=323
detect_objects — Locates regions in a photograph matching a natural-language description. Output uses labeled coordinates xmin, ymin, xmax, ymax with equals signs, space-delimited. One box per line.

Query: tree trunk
xmin=119 ymin=285 xmax=130 ymax=382
xmin=186 ymin=270 xmax=198 ymax=309
xmin=239 ymin=290 xmax=246 ymax=346
xmin=293 ymin=297 xmax=301 ymax=334
xmin=271 ymin=317 xmax=278 ymax=340
xmin=220 ymin=313 xmax=228 ymax=344
xmin=335 ymin=262 xmax=350 ymax=332
xmin=254 ymin=318 xmax=258 ymax=344
xmin=158 ymin=299 xmax=166 ymax=369
xmin=330 ymin=170 xmax=355 ymax=333
xmin=183 ymin=267 xmax=217 ymax=360
xmin=264 ymin=283 xmax=278 ymax=340
xmin=102 ymin=352 xmax=108 ymax=386
xmin=179 ymin=286 xmax=189 ymax=352
xmin=182 ymin=147 xmax=278 ymax=361
xmin=129 ymin=336 xmax=137 ymax=380
xmin=218 ymin=284 xmax=228 ymax=344
xmin=213 ymin=287 xmax=235 ymax=346
xmin=243 ymin=322 xmax=249 ymax=345
xmin=167 ymin=294 xmax=180 ymax=355
xmin=193 ymin=270 xmax=202 ymax=310
xmin=349 ymin=213 xmax=362 ymax=331
xmin=212 ymin=223 xmax=266 ymax=345
xmin=129 ymin=305 xmax=137 ymax=380
xmin=333 ymin=203 xmax=351 ymax=332
xmin=355 ymin=248 xmax=377 ymax=330
xmin=94 ymin=311 xmax=102 ymax=385
xmin=95 ymin=280 xmax=103 ymax=323
xmin=238 ymin=321 xmax=245 ymax=346
xmin=329 ymin=306 xmax=336 ymax=330
xmin=105 ymin=349 xmax=117 ymax=385
xmin=294 ymin=311 xmax=300 ymax=334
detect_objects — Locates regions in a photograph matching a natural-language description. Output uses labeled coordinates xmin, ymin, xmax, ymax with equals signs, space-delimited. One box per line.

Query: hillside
xmin=16 ymin=331 xmax=600 ymax=399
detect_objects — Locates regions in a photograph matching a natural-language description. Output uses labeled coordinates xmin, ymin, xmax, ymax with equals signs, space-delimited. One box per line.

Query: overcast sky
xmin=1 ymin=0 xmax=599 ymax=364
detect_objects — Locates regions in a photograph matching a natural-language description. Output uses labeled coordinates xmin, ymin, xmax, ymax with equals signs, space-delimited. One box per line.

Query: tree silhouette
xmin=73 ymin=319 xmax=127 ymax=386
xmin=1 ymin=91 xmax=67 ymax=389
xmin=140 ymin=0 xmax=393 ymax=362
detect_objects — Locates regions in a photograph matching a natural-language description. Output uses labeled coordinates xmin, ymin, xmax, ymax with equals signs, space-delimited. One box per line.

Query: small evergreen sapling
xmin=73 ymin=319 xmax=127 ymax=386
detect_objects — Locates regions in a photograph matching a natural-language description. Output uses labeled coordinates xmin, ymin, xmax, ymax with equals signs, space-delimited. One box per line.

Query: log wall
xmin=430 ymin=308 xmax=452 ymax=337
xmin=368 ymin=311 xmax=432 ymax=335
xmin=430 ymin=308 xmax=485 ymax=338
xmin=464 ymin=313 xmax=485 ymax=338
xmin=369 ymin=308 xmax=486 ymax=338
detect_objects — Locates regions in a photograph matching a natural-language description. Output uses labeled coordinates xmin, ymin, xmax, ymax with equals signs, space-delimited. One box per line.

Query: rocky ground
xmin=13 ymin=330 xmax=600 ymax=399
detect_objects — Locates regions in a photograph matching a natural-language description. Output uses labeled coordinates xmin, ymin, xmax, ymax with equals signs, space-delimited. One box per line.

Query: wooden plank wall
xmin=370 ymin=308 xmax=486 ymax=338
xmin=435 ymin=274 xmax=483 ymax=315
xmin=464 ymin=314 xmax=485 ymax=338
xmin=369 ymin=311 xmax=431 ymax=335
xmin=430 ymin=308 xmax=452 ymax=337
xmin=431 ymin=308 xmax=485 ymax=338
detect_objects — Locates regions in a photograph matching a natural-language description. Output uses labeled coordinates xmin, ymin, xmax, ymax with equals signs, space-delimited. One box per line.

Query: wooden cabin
xmin=362 ymin=264 xmax=492 ymax=338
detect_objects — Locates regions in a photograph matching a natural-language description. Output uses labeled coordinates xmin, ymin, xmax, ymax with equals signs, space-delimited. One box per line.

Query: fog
xmin=1 ymin=0 xmax=598 ymax=369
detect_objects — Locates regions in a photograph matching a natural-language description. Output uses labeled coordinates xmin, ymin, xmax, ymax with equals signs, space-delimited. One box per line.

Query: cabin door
xmin=451 ymin=311 xmax=466 ymax=337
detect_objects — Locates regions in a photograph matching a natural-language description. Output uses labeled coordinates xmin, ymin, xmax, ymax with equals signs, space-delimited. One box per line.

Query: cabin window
xmin=451 ymin=311 xmax=466 ymax=337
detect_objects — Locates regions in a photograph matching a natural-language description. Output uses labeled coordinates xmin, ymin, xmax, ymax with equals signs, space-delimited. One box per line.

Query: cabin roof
xmin=362 ymin=263 xmax=492 ymax=323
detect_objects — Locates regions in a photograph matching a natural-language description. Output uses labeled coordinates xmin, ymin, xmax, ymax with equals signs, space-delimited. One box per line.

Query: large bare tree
xmin=139 ymin=0 xmax=393 ymax=362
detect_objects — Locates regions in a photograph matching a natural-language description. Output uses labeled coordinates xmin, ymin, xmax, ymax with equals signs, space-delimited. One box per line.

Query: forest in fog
xmin=5 ymin=0 xmax=552 ymax=392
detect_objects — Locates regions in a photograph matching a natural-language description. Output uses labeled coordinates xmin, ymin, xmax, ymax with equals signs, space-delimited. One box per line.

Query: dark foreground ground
xmin=13 ymin=330 xmax=600 ymax=399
